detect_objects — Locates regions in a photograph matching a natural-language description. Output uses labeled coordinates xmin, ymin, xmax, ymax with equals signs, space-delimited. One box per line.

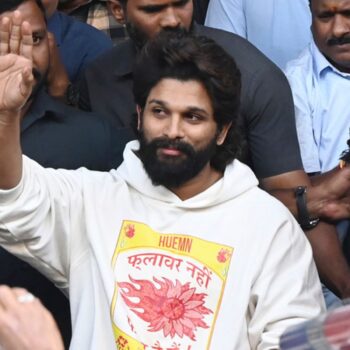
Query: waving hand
xmin=0 ymin=11 xmax=34 ymax=115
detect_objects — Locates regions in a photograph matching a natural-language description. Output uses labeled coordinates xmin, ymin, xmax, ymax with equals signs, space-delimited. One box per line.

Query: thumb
xmin=19 ymin=65 xmax=33 ymax=97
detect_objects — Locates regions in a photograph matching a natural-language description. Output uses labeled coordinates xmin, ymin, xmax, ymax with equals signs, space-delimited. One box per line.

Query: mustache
xmin=150 ymin=137 xmax=195 ymax=157
xmin=327 ymin=36 xmax=350 ymax=46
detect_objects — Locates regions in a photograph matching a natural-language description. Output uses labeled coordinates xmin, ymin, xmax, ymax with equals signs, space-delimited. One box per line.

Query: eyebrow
xmin=316 ymin=5 xmax=350 ymax=14
xmin=138 ymin=0 xmax=189 ymax=11
xmin=148 ymin=99 xmax=168 ymax=106
xmin=148 ymin=99 xmax=210 ymax=116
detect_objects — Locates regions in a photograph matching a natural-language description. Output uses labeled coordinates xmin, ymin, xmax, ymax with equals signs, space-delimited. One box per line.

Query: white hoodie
xmin=0 ymin=141 xmax=324 ymax=350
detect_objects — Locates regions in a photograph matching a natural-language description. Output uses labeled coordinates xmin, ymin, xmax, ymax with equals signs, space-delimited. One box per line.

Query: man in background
xmin=285 ymin=0 xmax=350 ymax=307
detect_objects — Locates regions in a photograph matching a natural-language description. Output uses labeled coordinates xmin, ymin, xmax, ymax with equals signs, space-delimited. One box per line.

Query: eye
xmin=185 ymin=113 xmax=204 ymax=123
xmin=152 ymin=107 xmax=167 ymax=117
xmin=32 ymin=33 xmax=44 ymax=45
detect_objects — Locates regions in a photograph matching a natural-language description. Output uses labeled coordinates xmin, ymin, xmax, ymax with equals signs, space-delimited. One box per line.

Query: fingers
xmin=9 ymin=11 xmax=21 ymax=54
xmin=0 ymin=11 xmax=33 ymax=59
xmin=0 ymin=17 xmax=10 ymax=55
xmin=12 ymin=288 xmax=36 ymax=304
xmin=20 ymin=21 xmax=32 ymax=59
xmin=0 ymin=286 xmax=37 ymax=311
xmin=0 ymin=286 xmax=18 ymax=311
xmin=20 ymin=66 xmax=34 ymax=97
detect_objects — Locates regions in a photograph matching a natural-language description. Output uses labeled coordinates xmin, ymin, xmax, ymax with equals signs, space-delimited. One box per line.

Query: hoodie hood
xmin=116 ymin=141 xmax=259 ymax=209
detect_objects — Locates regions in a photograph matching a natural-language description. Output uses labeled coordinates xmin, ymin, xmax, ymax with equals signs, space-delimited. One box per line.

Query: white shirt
xmin=205 ymin=0 xmax=311 ymax=69
xmin=285 ymin=41 xmax=350 ymax=173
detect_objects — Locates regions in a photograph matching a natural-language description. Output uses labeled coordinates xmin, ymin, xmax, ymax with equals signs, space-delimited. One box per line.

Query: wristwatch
xmin=295 ymin=186 xmax=320 ymax=230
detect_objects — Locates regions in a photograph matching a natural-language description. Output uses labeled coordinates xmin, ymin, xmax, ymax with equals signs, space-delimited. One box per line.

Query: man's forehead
xmin=312 ymin=0 xmax=350 ymax=11
xmin=146 ymin=78 xmax=214 ymax=114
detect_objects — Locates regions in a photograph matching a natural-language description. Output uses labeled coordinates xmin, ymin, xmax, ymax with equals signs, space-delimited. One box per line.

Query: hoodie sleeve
xmin=248 ymin=212 xmax=325 ymax=349
xmin=0 ymin=156 xmax=86 ymax=289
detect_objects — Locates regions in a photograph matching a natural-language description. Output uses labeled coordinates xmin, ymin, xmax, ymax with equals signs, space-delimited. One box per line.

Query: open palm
xmin=0 ymin=54 xmax=33 ymax=112
xmin=0 ymin=13 xmax=34 ymax=114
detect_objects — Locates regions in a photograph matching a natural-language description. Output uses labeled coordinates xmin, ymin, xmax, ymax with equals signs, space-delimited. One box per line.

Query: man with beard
xmin=0 ymin=0 xmax=131 ymax=347
xmin=284 ymin=0 xmax=350 ymax=307
xmin=0 ymin=19 xmax=324 ymax=350
xmin=78 ymin=0 xmax=350 ymax=307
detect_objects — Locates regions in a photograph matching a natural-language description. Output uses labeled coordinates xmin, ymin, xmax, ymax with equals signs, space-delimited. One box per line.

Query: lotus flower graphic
xmin=118 ymin=276 xmax=212 ymax=340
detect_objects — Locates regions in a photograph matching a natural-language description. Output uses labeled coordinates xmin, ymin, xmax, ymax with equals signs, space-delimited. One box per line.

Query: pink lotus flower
xmin=118 ymin=276 xmax=212 ymax=340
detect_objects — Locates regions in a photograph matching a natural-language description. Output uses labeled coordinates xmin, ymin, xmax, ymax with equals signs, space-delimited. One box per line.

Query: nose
xmin=160 ymin=7 xmax=181 ymax=29
xmin=332 ymin=14 xmax=350 ymax=38
xmin=163 ymin=116 xmax=184 ymax=139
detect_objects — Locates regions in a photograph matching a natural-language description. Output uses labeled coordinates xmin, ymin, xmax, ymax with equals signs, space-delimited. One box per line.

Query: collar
xmin=312 ymin=39 xmax=350 ymax=78
xmin=21 ymin=89 xmax=63 ymax=132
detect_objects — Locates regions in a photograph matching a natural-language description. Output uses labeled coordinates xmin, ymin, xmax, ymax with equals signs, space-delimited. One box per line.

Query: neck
xmin=170 ymin=163 xmax=223 ymax=200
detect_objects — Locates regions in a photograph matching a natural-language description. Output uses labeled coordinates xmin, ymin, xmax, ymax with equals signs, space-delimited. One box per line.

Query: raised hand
xmin=0 ymin=11 xmax=34 ymax=115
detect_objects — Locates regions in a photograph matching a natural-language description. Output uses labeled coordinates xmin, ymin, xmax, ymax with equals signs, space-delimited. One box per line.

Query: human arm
xmin=0 ymin=286 xmax=64 ymax=350
xmin=0 ymin=11 xmax=83 ymax=286
xmin=0 ymin=13 xmax=34 ymax=189
xmin=258 ymin=55 xmax=350 ymax=298
xmin=261 ymin=167 xmax=350 ymax=221
xmin=263 ymin=52 xmax=350 ymax=221
xmin=205 ymin=0 xmax=246 ymax=37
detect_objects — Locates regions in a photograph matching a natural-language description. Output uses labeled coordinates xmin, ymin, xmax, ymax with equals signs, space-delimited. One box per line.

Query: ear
xmin=107 ymin=0 xmax=127 ymax=25
xmin=136 ymin=105 xmax=142 ymax=130
xmin=216 ymin=122 xmax=232 ymax=146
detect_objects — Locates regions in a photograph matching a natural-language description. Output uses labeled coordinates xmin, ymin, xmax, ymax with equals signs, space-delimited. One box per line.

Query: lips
xmin=159 ymin=147 xmax=184 ymax=156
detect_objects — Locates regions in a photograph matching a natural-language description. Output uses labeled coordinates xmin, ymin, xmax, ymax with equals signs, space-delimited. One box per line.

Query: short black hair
xmin=0 ymin=0 xmax=45 ymax=16
xmin=133 ymin=30 xmax=242 ymax=172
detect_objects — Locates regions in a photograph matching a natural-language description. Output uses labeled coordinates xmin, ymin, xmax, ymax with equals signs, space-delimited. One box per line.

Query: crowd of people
xmin=0 ymin=0 xmax=349 ymax=349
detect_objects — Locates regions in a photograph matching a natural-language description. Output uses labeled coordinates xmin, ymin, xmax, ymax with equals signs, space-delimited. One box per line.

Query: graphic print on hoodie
xmin=110 ymin=220 xmax=234 ymax=350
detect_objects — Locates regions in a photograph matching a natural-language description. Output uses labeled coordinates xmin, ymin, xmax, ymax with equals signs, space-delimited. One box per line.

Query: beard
xmin=126 ymin=20 xmax=194 ymax=50
xmin=138 ymin=131 xmax=218 ymax=189
xmin=125 ymin=21 xmax=149 ymax=50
